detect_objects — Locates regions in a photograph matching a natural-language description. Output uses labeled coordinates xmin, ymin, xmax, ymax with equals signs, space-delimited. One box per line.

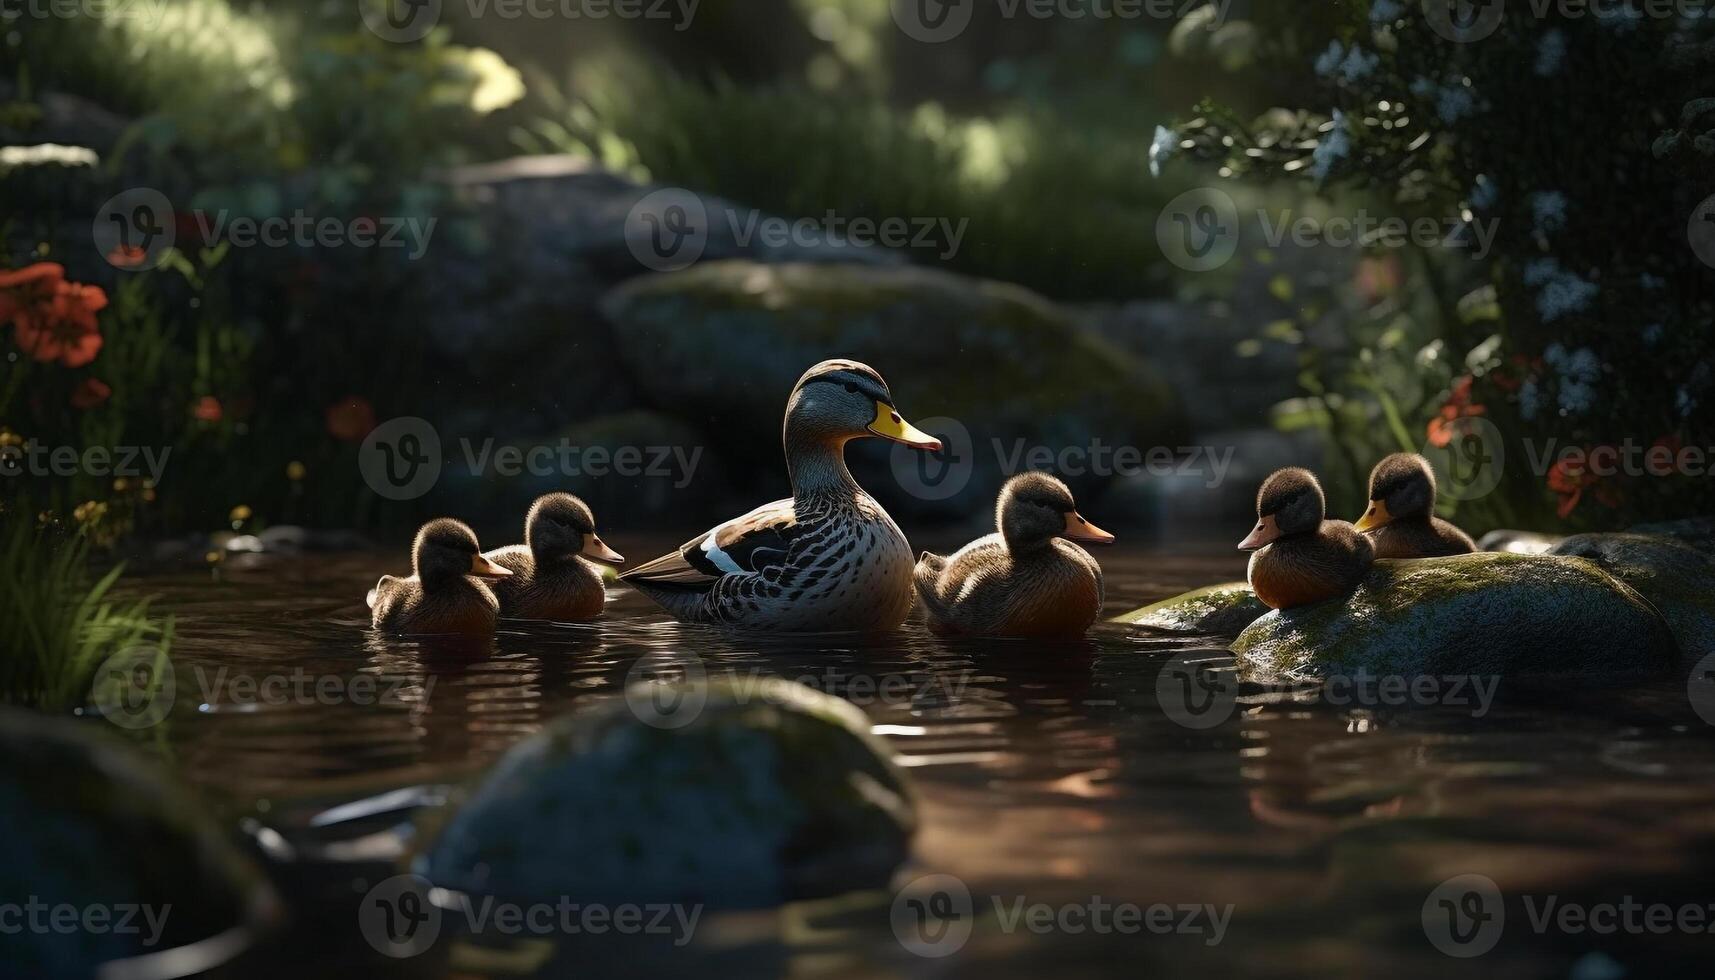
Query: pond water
xmin=121 ymin=540 xmax=1715 ymax=978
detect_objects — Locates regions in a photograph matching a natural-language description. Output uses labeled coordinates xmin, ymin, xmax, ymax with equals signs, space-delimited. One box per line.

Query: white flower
xmin=1470 ymin=175 xmax=1498 ymax=210
xmin=1535 ymin=29 xmax=1567 ymax=76
xmin=1340 ymin=46 xmax=1380 ymax=82
xmin=1370 ymin=0 xmax=1404 ymax=25
xmin=1558 ymin=379 xmax=1597 ymax=415
xmin=1436 ymin=85 xmax=1478 ymax=123
xmin=1314 ymin=41 xmax=1346 ymax=78
xmin=1149 ymin=125 xmax=1177 ymax=178
xmin=1531 ymin=190 xmax=1568 ymax=235
xmin=1527 ymin=261 xmax=1598 ymax=322
xmin=1310 ymin=110 xmax=1351 ymax=183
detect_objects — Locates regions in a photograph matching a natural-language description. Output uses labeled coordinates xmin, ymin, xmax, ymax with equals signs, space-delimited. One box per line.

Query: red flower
xmin=0 ymin=263 xmax=108 ymax=368
xmin=106 ymin=245 xmax=148 ymax=269
xmin=1547 ymin=457 xmax=1591 ymax=518
xmin=325 ymin=396 xmax=377 ymax=443
xmin=192 ymin=396 xmax=223 ymax=422
xmin=70 ymin=378 xmax=111 ymax=409
xmin=1425 ymin=375 xmax=1488 ymax=448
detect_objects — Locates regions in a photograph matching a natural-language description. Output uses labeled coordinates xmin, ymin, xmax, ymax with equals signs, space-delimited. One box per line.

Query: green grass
xmin=0 ymin=518 xmax=173 ymax=714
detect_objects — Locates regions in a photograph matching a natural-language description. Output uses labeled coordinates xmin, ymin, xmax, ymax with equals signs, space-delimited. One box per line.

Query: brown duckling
xmin=914 ymin=472 xmax=1114 ymax=638
xmin=1355 ymin=453 xmax=1477 ymax=559
xmin=370 ymin=519 xmax=512 ymax=634
xmin=484 ymin=493 xmax=624 ymax=621
xmin=1239 ymin=468 xmax=1373 ymax=610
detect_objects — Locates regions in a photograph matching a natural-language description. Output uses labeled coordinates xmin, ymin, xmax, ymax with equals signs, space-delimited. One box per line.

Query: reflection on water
xmin=123 ymin=542 xmax=1715 ymax=978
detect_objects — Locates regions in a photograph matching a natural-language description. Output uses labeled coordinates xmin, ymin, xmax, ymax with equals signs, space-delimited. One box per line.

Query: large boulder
xmin=1114 ymin=582 xmax=1268 ymax=635
xmin=1231 ymin=554 xmax=1678 ymax=680
xmin=414 ymin=677 xmax=915 ymax=909
xmin=1628 ymin=517 xmax=1715 ymax=558
xmin=1549 ymin=533 xmax=1715 ymax=661
xmin=0 ymin=711 xmax=278 ymax=977
xmin=600 ymin=260 xmax=1182 ymax=517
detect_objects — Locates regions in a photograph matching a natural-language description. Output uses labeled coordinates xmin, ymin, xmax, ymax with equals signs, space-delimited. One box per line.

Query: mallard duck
xmin=620 ymin=359 xmax=942 ymax=631
xmin=914 ymin=472 xmax=1114 ymax=638
xmin=1355 ymin=453 xmax=1477 ymax=558
xmin=1239 ymin=468 xmax=1373 ymax=610
xmin=483 ymin=493 xmax=624 ymax=621
xmin=369 ymin=519 xmax=512 ymax=634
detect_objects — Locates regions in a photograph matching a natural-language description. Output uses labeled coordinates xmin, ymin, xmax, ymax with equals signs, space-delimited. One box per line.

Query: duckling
xmin=1239 ymin=468 xmax=1373 ymax=610
xmin=914 ymin=472 xmax=1114 ymax=638
xmin=483 ymin=493 xmax=624 ymax=621
xmin=1355 ymin=453 xmax=1477 ymax=559
xmin=621 ymin=359 xmax=942 ymax=631
xmin=369 ymin=519 xmax=511 ymax=634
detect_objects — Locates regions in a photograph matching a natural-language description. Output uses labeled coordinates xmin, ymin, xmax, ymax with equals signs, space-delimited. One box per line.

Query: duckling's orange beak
xmin=469 ymin=554 xmax=513 ymax=578
xmin=581 ymin=535 xmax=625 ymax=565
xmin=867 ymin=403 xmax=942 ymax=452
xmin=1063 ymin=512 xmax=1115 ymax=544
xmin=1238 ymin=515 xmax=1280 ymax=551
xmin=1354 ymin=500 xmax=1390 ymax=533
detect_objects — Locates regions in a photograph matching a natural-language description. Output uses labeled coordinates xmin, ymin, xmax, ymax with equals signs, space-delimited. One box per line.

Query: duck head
xmin=784 ymin=359 xmax=942 ymax=452
xmin=998 ymin=472 xmax=1115 ymax=553
xmin=1356 ymin=453 xmax=1436 ymax=532
xmin=1239 ymin=468 xmax=1325 ymax=550
xmin=525 ymin=493 xmax=624 ymax=565
xmin=414 ymin=518 xmax=512 ymax=583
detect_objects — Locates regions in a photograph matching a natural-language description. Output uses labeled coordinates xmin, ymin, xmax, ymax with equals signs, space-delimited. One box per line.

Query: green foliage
xmin=0 ymin=518 xmax=172 ymax=713
xmin=518 ymin=72 xmax=1179 ymax=300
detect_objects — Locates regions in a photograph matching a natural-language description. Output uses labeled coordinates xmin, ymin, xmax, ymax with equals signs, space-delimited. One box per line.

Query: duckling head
xmin=997 ymin=472 xmax=1115 ymax=553
xmin=525 ymin=493 xmax=624 ymax=564
xmin=785 ymin=359 xmax=942 ymax=453
xmin=1356 ymin=453 xmax=1435 ymax=531
xmin=1239 ymin=468 xmax=1325 ymax=550
xmin=414 ymin=518 xmax=512 ymax=583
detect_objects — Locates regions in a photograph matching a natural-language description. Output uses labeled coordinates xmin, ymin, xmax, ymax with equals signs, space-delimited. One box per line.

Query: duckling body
xmin=621 ymin=359 xmax=942 ymax=632
xmin=370 ymin=519 xmax=511 ymax=634
xmin=1240 ymin=469 xmax=1373 ymax=610
xmin=484 ymin=494 xmax=623 ymax=621
xmin=1356 ymin=453 xmax=1476 ymax=559
xmin=915 ymin=473 xmax=1113 ymax=638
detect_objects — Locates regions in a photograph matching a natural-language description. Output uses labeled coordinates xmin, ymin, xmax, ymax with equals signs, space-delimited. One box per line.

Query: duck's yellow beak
xmin=868 ymin=403 xmax=942 ymax=451
xmin=469 ymin=553 xmax=513 ymax=578
xmin=1063 ymin=512 xmax=1115 ymax=545
xmin=581 ymin=535 xmax=625 ymax=565
xmin=1238 ymin=515 xmax=1280 ymax=551
xmin=1354 ymin=500 xmax=1391 ymax=533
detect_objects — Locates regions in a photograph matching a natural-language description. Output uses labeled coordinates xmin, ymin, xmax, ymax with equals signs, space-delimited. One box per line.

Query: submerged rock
xmin=600 ymin=260 xmax=1182 ymax=517
xmin=1231 ymin=554 xmax=1677 ymax=680
xmin=1114 ymin=582 xmax=1268 ymax=635
xmin=0 ymin=711 xmax=277 ymax=977
xmin=1549 ymin=533 xmax=1715 ymax=661
xmin=415 ymin=677 xmax=915 ymax=908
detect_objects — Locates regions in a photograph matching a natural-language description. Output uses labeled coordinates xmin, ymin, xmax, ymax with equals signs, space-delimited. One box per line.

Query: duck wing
xmin=620 ymin=499 xmax=804 ymax=592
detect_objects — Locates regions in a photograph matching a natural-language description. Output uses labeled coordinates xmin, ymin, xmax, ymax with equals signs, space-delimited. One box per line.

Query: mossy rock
xmin=415 ymin=677 xmax=915 ymax=908
xmin=1113 ymin=582 xmax=1267 ymax=634
xmin=599 ymin=260 xmax=1182 ymax=515
xmin=1231 ymin=554 xmax=1677 ymax=680
xmin=1628 ymin=517 xmax=1715 ymax=558
xmin=1550 ymin=533 xmax=1715 ymax=661
xmin=0 ymin=711 xmax=277 ymax=977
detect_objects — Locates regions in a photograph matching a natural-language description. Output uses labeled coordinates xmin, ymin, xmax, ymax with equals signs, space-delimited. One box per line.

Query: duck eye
xmin=843 ymin=382 xmax=859 ymax=394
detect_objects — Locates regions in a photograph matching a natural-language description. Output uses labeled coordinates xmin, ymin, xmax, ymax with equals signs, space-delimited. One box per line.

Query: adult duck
xmin=620 ymin=359 xmax=942 ymax=631
xmin=1355 ymin=453 xmax=1477 ymax=558
xmin=1239 ymin=468 xmax=1373 ymax=610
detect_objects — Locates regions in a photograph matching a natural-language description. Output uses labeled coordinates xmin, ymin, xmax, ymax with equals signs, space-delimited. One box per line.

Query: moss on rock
xmin=1628 ymin=517 xmax=1715 ymax=558
xmin=1113 ymin=582 xmax=1268 ymax=634
xmin=1550 ymin=532 xmax=1715 ymax=661
xmin=1231 ymin=554 xmax=1677 ymax=680
xmin=415 ymin=677 xmax=915 ymax=909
